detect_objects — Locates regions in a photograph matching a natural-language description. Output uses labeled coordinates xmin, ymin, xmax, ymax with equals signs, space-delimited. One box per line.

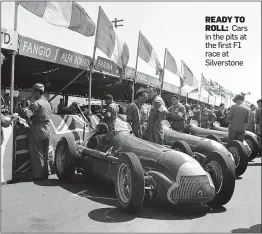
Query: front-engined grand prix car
xmin=211 ymin=121 xmax=261 ymax=160
xmin=161 ymin=120 xmax=248 ymax=177
xmin=185 ymin=120 xmax=257 ymax=161
xmin=54 ymin=115 xmax=236 ymax=213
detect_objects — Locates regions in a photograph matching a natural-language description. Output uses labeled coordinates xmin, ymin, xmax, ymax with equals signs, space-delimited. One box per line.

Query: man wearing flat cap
xmin=226 ymin=94 xmax=249 ymax=144
xmin=143 ymin=87 xmax=168 ymax=145
xmin=23 ymin=83 xmax=52 ymax=180
xmin=102 ymin=94 xmax=119 ymax=131
xmin=167 ymin=94 xmax=186 ymax=132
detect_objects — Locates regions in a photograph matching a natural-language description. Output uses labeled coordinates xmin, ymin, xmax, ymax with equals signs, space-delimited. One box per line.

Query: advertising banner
xmin=18 ymin=35 xmax=92 ymax=70
xmin=1 ymin=28 xmax=18 ymax=51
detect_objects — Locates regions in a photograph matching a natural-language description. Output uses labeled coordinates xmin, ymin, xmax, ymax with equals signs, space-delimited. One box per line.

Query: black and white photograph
xmin=1 ymin=1 xmax=261 ymax=233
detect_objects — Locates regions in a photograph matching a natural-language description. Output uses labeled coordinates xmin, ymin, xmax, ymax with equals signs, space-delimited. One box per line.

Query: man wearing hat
xmin=143 ymin=87 xmax=168 ymax=145
xmin=23 ymin=83 xmax=52 ymax=180
xmin=226 ymin=94 xmax=249 ymax=144
xmin=102 ymin=94 xmax=119 ymax=131
xmin=167 ymin=95 xmax=186 ymax=132
xmin=193 ymin=102 xmax=217 ymax=128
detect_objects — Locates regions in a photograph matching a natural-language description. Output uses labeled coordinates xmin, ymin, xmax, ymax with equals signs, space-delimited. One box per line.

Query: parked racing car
xmin=162 ymin=120 xmax=248 ymax=177
xmin=185 ymin=120 xmax=256 ymax=161
xmin=54 ymin=115 xmax=236 ymax=213
xmin=212 ymin=121 xmax=261 ymax=160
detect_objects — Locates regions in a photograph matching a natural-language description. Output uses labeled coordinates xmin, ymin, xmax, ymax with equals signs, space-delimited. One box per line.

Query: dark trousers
xmin=28 ymin=134 xmax=50 ymax=179
xmin=228 ymin=129 xmax=245 ymax=144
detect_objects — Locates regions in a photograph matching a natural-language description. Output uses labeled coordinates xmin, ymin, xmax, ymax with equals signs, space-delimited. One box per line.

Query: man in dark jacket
xmin=23 ymin=83 xmax=52 ymax=180
xmin=126 ymin=88 xmax=148 ymax=138
xmin=143 ymin=87 xmax=168 ymax=145
xmin=215 ymin=103 xmax=226 ymax=126
xmin=247 ymin=104 xmax=256 ymax=133
xmin=226 ymin=94 xmax=249 ymax=144
xmin=167 ymin=95 xmax=186 ymax=132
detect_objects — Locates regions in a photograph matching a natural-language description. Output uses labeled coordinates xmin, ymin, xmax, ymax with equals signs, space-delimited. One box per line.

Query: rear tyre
xmin=171 ymin=141 xmax=194 ymax=156
xmin=115 ymin=152 xmax=145 ymax=213
xmin=55 ymin=137 xmax=77 ymax=181
xmin=203 ymin=151 xmax=235 ymax=207
xmin=206 ymin=135 xmax=223 ymax=144
xmin=227 ymin=140 xmax=248 ymax=176
xmin=244 ymin=135 xmax=260 ymax=161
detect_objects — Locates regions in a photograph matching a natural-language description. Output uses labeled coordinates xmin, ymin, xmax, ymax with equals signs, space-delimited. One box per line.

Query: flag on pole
xmin=138 ymin=32 xmax=161 ymax=75
xmin=209 ymin=79 xmax=220 ymax=93
xmin=181 ymin=60 xmax=198 ymax=87
xmin=201 ymin=73 xmax=210 ymax=90
xmin=95 ymin=7 xmax=129 ymax=68
xmin=219 ymin=84 xmax=227 ymax=96
xmin=19 ymin=1 xmax=96 ymax=37
xmin=165 ymin=49 xmax=181 ymax=77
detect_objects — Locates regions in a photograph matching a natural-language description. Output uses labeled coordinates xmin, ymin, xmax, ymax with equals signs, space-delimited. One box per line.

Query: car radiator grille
xmin=170 ymin=175 xmax=215 ymax=204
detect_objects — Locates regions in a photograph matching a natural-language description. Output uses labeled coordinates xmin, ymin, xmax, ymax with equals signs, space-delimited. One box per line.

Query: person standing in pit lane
xmin=126 ymin=88 xmax=148 ymax=138
xmin=143 ymin=87 xmax=168 ymax=145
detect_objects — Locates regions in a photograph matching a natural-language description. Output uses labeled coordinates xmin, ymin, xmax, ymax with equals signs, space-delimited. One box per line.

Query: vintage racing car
xmin=212 ymin=121 xmax=261 ymax=160
xmin=54 ymin=114 xmax=236 ymax=213
xmin=184 ymin=120 xmax=257 ymax=161
xmin=161 ymin=120 xmax=248 ymax=177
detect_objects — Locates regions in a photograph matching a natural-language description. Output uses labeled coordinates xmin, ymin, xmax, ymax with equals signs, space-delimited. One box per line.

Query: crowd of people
xmin=1 ymin=82 xmax=261 ymax=182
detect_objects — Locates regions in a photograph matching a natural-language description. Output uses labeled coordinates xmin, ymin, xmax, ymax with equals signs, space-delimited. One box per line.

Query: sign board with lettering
xmin=1 ymin=28 xmax=18 ymax=51
xmin=136 ymin=72 xmax=161 ymax=88
xmin=18 ymin=35 xmax=92 ymax=70
xmin=95 ymin=56 xmax=119 ymax=76
xmin=163 ymin=82 xmax=179 ymax=94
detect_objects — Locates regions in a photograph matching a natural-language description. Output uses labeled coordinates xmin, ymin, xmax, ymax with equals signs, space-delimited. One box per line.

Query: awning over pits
xmin=1 ymin=54 xmax=138 ymax=102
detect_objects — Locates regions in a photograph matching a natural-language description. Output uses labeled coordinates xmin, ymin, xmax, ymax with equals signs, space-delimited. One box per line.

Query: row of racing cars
xmin=49 ymin=106 xmax=260 ymax=213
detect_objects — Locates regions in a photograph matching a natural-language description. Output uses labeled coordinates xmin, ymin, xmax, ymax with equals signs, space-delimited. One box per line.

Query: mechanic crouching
xmin=167 ymin=94 xmax=186 ymax=132
xmin=193 ymin=102 xmax=217 ymax=128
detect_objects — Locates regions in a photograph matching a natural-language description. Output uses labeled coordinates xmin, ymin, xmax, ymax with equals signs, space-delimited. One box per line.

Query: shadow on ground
xmin=33 ymin=174 xmax=226 ymax=223
xmin=231 ymin=224 xmax=261 ymax=233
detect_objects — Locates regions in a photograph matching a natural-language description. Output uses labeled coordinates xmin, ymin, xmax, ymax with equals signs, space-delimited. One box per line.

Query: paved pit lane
xmin=1 ymin=157 xmax=261 ymax=233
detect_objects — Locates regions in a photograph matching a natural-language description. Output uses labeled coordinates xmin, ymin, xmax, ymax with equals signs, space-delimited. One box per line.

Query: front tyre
xmin=244 ymin=135 xmax=260 ymax=161
xmin=203 ymin=151 xmax=235 ymax=207
xmin=227 ymin=140 xmax=248 ymax=177
xmin=115 ymin=152 xmax=145 ymax=213
xmin=171 ymin=141 xmax=194 ymax=156
xmin=55 ymin=137 xmax=77 ymax=181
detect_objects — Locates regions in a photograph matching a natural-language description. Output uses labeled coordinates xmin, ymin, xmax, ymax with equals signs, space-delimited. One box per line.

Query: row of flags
xmin=17 ymin=1 xmax=243 ymax=103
